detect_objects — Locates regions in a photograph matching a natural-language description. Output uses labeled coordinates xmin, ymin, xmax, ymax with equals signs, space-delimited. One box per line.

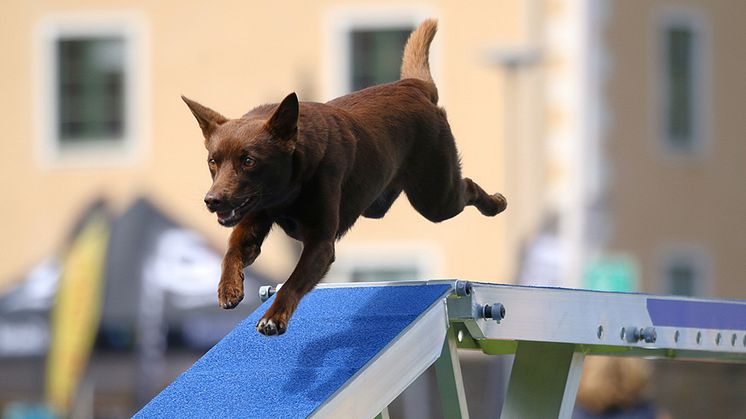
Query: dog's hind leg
xmin=463 ymin=178 xmax=507 ymax=216
xmin=404 ymin=121 xmax=506 ymax=222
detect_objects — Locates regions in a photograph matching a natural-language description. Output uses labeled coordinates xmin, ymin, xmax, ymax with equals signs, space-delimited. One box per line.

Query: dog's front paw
xmin=218 ymin=278 xmax=244 ymax=309
xmin=256 ymin=312 xmax=289 ymax=336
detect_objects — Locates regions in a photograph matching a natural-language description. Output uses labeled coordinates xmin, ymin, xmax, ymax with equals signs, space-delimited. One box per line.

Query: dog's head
xmin=182 ymin=93 xmax=299 ymax=227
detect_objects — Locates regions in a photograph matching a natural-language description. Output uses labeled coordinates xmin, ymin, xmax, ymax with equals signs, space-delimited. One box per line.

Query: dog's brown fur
xmin=182 ymin=19 xmax=506 ymax=335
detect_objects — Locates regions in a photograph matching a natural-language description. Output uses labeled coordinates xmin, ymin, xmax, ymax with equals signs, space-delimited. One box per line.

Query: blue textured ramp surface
xmin=135 ymin=284 xmax=451 ymax=418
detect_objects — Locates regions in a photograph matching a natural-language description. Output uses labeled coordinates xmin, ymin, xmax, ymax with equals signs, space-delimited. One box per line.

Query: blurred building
xmin=504 ymin=0 xmax=746 ymax=303
xmin=603 ymin=1 xmax=746 ymax=300
xmin=0 ymin=0 xmax=528 ymax=294
xmin=1 ymin=0 xmax=745 ymax=418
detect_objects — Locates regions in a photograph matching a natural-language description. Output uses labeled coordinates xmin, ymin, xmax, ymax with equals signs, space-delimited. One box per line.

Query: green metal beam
xmin=434 ymin=327 xmax=470 ymax=419
xmin=501 ymin=341 xmax=585 ymax=419
xmin=373 ymin=406 xmax=390 ymax=419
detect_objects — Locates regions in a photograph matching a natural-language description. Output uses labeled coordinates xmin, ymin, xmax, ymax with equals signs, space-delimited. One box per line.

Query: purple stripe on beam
xmin=647 ymin=298 xmax=746 ymax=331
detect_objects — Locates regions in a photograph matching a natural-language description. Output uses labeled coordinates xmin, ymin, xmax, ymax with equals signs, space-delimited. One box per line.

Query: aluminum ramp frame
xmin=136 ymin=280 xmax=746 ymax=419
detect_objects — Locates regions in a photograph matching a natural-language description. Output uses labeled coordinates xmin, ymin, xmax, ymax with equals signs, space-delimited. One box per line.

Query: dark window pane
xmin=668 ymin=261 xmax=696 ymax=296
xmin=665 ymin=27 xmax=694 ymax=149
xmin=350 ymin=28 xmax=412 ymax=92
xmin=57 ymin=37 xmax=125 ymax=144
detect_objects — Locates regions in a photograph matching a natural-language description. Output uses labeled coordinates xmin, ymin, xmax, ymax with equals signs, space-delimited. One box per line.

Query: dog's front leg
xmin=256 ymin=237 xmax=336 ymax=335
xmin=219 ymin=214 xmax=272 ymax=309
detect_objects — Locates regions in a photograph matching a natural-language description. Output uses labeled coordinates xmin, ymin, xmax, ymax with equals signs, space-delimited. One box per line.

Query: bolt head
xmin=455 ymin=281 xmax=473 ymax=297
xmin=482 ymin=303 xmax=505 ymax=322
xmin=623 ymin=326 xmax=641 ymax=343
xmin=642 ymin=327 xmax=657 ymax=343
xmin=258 ymin=285 xmax=273 ymax=302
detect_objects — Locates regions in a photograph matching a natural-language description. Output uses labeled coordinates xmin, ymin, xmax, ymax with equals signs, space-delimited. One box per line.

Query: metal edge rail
xmin=262 ymin=279 xmax=746 ymax=361
xmin=444 ymin=281 xmax=746 ymax=362
xmin=309 ymin=294 xmax=450 ymax=418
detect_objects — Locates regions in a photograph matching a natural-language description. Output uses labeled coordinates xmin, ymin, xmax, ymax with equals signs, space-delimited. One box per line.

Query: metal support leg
xmin=500 ymin=342 xmax=585 ymax=419
xmin=434 ymin=326 xmax=470 ymax=419
xmin=374 ymin=406 xmax=390 ymax=419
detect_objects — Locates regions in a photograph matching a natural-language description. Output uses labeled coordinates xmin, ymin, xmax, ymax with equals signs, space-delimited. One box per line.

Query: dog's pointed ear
xmin=181 ymin=95 xmax=228 ymax=139
xmin=266 ymin=92 xmax=299 ymax=140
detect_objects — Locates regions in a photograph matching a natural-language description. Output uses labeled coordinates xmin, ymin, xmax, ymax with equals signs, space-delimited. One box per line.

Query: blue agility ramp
xmin=137 ymin=280 xmax=746 ymax=419
xmin=136 ymin=283 xmax=452 ymax=418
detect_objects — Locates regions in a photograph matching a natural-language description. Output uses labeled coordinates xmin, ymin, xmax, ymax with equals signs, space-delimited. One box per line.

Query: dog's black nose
xmin=204 ymin=193 xmax=223 ymax=211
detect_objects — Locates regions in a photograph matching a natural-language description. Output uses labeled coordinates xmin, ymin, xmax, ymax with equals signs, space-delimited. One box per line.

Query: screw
xmin=623 ymin=326 xmax=641 ymax=343
xmin=622 ymin=326 xmax=656 ymax=343
xmin=481 ymin=303 xmax=506 ymax=323
xmin=258 ymin=285 xmax=276 ymax=302
xmin=455 ymin=280 xmax=473 ymax=297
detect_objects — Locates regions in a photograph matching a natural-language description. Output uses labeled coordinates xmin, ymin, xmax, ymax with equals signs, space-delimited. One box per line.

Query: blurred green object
xmin=583 ymin=255 xmax=638 ymax=292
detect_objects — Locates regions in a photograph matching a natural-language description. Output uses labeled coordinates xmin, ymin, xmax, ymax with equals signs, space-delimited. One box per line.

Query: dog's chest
xmin=275 ymin=216 xmax=303 ymax=241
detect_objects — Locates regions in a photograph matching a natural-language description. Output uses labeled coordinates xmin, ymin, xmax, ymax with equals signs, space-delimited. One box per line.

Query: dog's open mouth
xmin=216 ymin=197 xmax=254 ymax=227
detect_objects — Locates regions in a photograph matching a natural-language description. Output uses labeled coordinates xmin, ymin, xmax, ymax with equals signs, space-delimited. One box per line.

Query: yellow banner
xmin=45 ymin=212 xmax=109 ymax=414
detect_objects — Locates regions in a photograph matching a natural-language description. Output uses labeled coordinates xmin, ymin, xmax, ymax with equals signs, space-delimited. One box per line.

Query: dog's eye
xmin=242 ymin=156 xmax=256 ymax=168
xmin=208 ymin=158 xmax=216 ymax=167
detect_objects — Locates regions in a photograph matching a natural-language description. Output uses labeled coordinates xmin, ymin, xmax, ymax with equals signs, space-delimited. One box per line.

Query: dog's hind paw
xmin=477 ymin=192 xmax=507 ymax=216
xmin=491 ymin=192 xmax=507 ymax=214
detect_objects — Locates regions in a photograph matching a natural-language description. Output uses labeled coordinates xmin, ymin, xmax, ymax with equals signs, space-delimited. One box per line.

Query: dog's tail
xmin=401 ymin=19 xmax=438 ymax=103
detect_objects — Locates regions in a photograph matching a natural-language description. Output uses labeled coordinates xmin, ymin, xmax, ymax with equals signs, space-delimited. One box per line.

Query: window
xmin=660 ymin=247 xmax=709 ymax=297
xmin=323 ymin=242 xmax=442 ymax=284
xmin=667 ymin=260 xmax=697 ymax=296
xmin=324 ymin=10 xmax=433 ymax=98
xmin=35 ymin=15 xmax=146 ymax=166
xmin=659 ymin=13 xmax=706 ymax=154
xmin=351 ymin=266 xmax=419 ymax=282
xmin=349 ymin=28 xmax=412 ymax=91
xmin=57 ymin=37 xmax=125 ymax=146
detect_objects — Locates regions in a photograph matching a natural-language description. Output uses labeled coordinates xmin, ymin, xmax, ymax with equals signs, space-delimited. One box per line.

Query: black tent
xmin=0 ymin=197 xmax=276 ymax=413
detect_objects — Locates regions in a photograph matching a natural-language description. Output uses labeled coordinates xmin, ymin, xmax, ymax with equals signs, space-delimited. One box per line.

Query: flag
xmin=45 ymin=209 xmax=109 ymax=414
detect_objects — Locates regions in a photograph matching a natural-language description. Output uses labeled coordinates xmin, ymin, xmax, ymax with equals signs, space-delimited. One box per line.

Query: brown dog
xmin=182 ymin=19 xmax=506 ymax=335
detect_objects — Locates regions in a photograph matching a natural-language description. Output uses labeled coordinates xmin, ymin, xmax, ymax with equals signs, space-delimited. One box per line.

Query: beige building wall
xmin=604 ymin=0 xmax=746 ymax=299
xmin=0 ymin=0 xmax=536 ymax=289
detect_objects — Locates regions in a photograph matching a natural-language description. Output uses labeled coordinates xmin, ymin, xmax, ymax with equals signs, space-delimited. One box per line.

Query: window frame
xmin=654 ymin=8 xmax=710 ymax=160
xmin=34 ymin=14 xmax=148 ymax=168
xmin=323 ymin=8 xmax=438 ymax=100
